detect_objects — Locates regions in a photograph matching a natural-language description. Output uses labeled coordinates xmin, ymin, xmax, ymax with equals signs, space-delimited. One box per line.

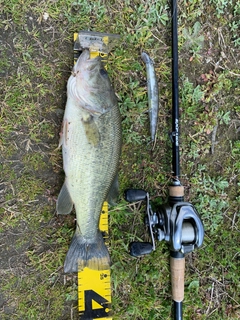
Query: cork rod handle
xmin=170 ymin=256 xmax=185 ymax=302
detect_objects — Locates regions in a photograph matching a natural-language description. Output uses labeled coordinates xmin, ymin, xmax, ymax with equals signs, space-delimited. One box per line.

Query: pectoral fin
xmin=58 ymin=119 xmax=68 ymax=148
xmin=56 ymin=181 xmax=73 ymax=215
xmin=82 ymin=113 xmax=100 ymax=146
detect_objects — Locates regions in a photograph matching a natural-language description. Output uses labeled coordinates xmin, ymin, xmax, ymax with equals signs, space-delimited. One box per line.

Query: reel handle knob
xmin=129 ymin=242 xmax=153 ymax=257
xmin=124 ymin=189 xmax=147 ymax=202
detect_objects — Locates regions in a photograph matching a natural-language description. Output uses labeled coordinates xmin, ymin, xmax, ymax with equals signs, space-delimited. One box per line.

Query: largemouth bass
xmin=57 ymin=50 xmax=122 ymax=273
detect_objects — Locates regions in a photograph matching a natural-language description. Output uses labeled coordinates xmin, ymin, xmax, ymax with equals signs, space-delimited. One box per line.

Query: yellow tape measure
xmin=78 ymin=202 xmax=112 ymax=320
xmin=74 ymin=33 xmax=108 ymax=62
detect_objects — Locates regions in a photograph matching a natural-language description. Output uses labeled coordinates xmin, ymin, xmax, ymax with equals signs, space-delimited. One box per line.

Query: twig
xmin=231 ymin=211 xmax=238 ymax=231
xmin=209 ymin=277 xmax=240 ymax=307
xmin=211 ymin=123 xmax=218 ymax=154
xmin=206 ymin=281 xmax=215 ymax=315
xmin=210 ymin=62 xmax=240 ymax=77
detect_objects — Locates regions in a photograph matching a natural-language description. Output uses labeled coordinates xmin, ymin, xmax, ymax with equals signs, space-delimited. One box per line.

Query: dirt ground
xmin=0 ymin=12 xmax=79 ymax=319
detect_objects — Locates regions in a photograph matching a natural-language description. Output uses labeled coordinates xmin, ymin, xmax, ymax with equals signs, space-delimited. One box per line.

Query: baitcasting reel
xmin=124 ymin=184 xmax=204 ymax=258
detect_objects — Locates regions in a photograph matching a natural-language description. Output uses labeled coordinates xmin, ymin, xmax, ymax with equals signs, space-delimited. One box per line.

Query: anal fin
xmin=107 ymin=174 xmax=119 ymax=206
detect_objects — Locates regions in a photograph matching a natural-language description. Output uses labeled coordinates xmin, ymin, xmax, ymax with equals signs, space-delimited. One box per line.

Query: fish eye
xmin=100 ymin=68 xmax=108 ymax=78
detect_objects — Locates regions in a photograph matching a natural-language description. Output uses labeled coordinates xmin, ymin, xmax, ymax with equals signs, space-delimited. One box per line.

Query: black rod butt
xmin=174 ymin=301 xmax=183 ymax=320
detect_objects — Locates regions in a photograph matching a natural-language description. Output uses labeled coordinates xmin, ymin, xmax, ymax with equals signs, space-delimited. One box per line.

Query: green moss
xmin=16 ymin=175 xmax=46 ymax=202
xmin=22 ymin=152 xmax=47 ymax=171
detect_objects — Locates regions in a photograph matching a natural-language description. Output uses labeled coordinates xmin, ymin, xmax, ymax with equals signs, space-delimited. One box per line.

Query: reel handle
xmin=124 ymin=189 xmax=147 ymax=202
xmin=129 ymin=242 xmax=153 ymax=257
xmin=125 ymin=189 xmax=154 ymax=256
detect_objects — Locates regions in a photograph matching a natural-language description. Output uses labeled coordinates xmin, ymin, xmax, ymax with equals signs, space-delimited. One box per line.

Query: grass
xmin=0 ymin=0 xmax=239 ymax=319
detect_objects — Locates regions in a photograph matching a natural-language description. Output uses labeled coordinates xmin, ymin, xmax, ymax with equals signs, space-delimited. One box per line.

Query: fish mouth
xmin=74 ymin=50 xmax=101 ymax=72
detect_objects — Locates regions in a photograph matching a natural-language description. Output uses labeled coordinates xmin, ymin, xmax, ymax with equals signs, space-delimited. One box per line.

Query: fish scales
xmin=57 ymin=50 xmax=122 ymax=273
xmin=63 ymin=104 xmax=121 ymax=238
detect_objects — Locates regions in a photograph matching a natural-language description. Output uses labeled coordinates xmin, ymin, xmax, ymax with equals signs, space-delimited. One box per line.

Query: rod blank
xmin=171 ymin=0 xmax=180 ymax=179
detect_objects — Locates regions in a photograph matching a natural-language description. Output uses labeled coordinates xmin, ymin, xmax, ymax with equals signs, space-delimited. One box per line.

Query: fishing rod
xmin=124 ymin=0 xmax=204 ymax=319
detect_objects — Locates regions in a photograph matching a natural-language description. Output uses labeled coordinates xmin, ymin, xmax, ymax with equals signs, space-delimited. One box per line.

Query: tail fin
xmin=64 ymin=229 xmax=110 ymax=273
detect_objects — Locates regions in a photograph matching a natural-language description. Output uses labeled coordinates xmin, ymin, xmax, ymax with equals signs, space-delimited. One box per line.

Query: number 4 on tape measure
xmin=78 ymin=202 xmax=112 ymax=320
xmin=79 ymin=288 xmax=111 ymax=319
